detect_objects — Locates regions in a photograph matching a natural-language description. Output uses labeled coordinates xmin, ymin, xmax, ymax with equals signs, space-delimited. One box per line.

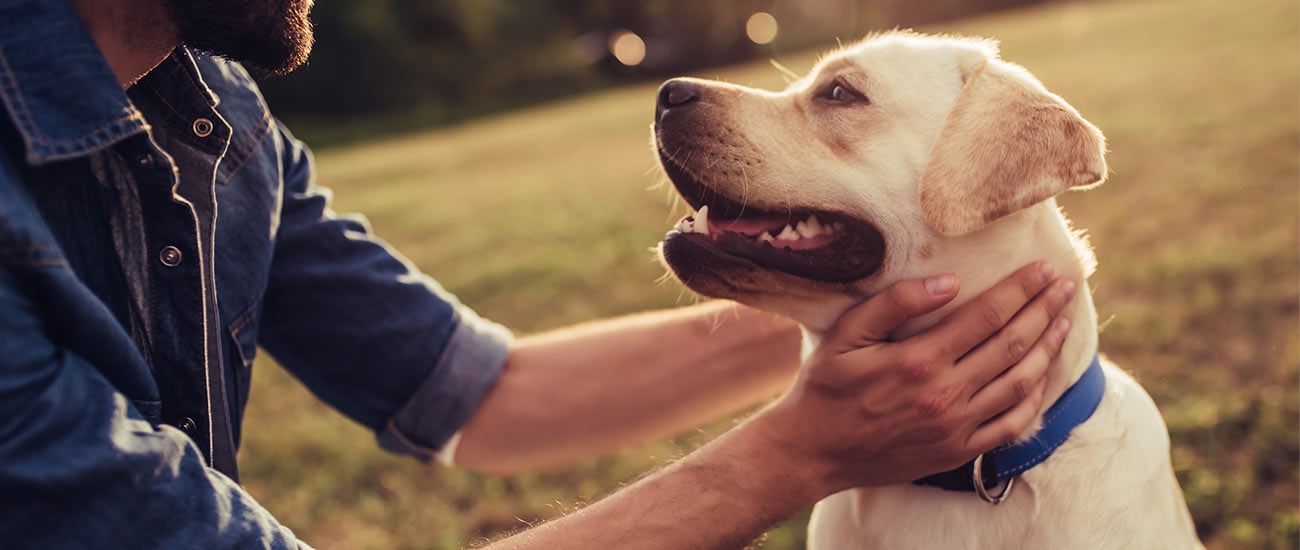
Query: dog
xmin=652 ymin=31 xmax=1201 ymax=548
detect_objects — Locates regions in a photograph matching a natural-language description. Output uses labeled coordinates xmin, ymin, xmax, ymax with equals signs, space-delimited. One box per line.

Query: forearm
xmin=456 ymin=301 xmax=802 ymax=474
xmin=483 ymin=413 xmax=825 ymax=550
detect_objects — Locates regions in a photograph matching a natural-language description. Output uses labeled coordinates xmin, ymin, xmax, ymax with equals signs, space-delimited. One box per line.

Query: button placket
xmin=118 ymin=54 xmax=237 ymax=474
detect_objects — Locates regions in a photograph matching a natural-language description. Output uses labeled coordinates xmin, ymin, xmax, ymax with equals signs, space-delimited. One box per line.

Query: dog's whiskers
xmin=737 ymin=164 xmax=754 ymax=219
xmin=769 ymin=58 xmax=800 ymax=84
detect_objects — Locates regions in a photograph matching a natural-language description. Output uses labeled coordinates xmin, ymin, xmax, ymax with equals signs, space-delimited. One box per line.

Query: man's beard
xmin=166 ymin=0 xmax=314 ymax=76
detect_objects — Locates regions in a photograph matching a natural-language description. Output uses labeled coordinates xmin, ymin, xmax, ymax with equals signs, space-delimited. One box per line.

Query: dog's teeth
xmin=675 ymin=217 xmax=692 ymax=233
xmin=796 ymin=220 xmax=818 ymax=238
xmin=777 ymin=225 xmax=799 ymax=241
xmin=806 ymin=215 xmax=823 ymax=234
xmin=758 ymin=231 xmax=775 ymax=244
xmin=697 ymin=205 xmax=710 ymax=235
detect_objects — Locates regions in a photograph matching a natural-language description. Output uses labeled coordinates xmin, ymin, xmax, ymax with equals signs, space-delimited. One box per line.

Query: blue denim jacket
xmin=0 ymin=0 xmax=511 ymax=546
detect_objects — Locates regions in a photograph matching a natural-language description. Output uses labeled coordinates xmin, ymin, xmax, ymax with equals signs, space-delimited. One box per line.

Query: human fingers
xmin=965 ymin=377 xmax=1048 ymax=453
xmin=824 ymin=274 xmax=960 ymax=355
xmin=916 ymin=261 xmax=1055 ymax=360
xmin=965 ymin=316 xmax=1070 ymax=420
xmin=957 ymin=278 xmax=1076 ymax=391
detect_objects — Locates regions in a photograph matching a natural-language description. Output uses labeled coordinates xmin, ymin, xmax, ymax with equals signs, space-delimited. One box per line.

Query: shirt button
xmin=136 ymin=154 xmax=154 ymax=168
xmin=177 ymin=417 xmax=197 ymax=433
xmin=159 ymin=246 xmax=183 ymax=267
xmin=192 ymin=118 xmax=214 ymax=138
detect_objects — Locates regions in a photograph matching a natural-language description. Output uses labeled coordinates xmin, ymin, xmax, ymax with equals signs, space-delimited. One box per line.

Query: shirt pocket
xmin=226 ymin=297 xmax=262 ymax=411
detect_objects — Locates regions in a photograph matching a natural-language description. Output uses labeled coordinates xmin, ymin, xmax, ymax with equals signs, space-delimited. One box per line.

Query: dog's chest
xmin=805 ymin=365 xmax=1199 ymax=549
xmin=808 ymin=482 xmax=1040 ymax=549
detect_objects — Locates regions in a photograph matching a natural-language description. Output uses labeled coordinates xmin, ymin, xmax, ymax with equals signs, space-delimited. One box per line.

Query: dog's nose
xmin=656 ymin=79 xmax=701 ymax=120
xmin=660 ymin=79 xmax=700 ymax=108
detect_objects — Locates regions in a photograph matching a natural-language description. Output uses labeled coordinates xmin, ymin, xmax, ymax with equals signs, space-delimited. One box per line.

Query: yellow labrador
xmin=653 ymin=32 xmax=1201 ymax=548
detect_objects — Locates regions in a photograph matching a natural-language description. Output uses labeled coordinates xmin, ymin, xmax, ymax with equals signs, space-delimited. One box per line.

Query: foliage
xmin=239 ymin=0 xmax=1299 ymax=548
xmin=258 ymin=0 xmax=1060 ymax=141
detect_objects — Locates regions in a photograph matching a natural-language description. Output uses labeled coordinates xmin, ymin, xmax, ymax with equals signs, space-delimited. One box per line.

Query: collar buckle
xmin=972 ymin=452 xmax=1015 ymax=505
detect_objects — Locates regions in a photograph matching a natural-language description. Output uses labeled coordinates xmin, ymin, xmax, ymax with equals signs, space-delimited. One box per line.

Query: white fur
xmin=657 ymin=32 xmax=1201 ymax=548
xmin=808 ymin=361 xmax=1199 ymax=549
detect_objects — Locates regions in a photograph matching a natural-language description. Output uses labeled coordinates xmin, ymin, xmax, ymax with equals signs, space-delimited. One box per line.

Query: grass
xmin=237 ymin=0 xmax=1300 ymax=547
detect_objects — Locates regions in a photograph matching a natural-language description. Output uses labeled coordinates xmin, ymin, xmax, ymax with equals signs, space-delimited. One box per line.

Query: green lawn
xmin=238 ymin=0 xmax=1300 ymax=547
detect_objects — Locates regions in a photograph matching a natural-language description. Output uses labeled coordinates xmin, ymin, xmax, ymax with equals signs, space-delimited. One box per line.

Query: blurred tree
xmin=257 ymin=0 xmax=1051 ymax=137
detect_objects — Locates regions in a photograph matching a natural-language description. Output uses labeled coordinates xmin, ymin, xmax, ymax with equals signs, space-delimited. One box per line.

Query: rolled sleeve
xmin=379 ymin=306 xmax=511 ymax=462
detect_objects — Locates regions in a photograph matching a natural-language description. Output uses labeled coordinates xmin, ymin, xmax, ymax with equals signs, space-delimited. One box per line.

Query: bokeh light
xmin=609 ymin=30 xmax=646 ymax=66
xmin=746 ymin=12 xmax=779 ymax=44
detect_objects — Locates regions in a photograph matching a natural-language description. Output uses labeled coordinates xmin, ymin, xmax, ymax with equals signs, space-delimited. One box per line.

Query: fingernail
xmin=1038 ymin=261 xmax=1054 ymax=284
xmin=1059 ymin=280 xmax=1077 ymax=299
xmin=925 ymin=273 xmax=956 ymax=294
xmin=1053 ymin=318 xmax=1071 ymax=338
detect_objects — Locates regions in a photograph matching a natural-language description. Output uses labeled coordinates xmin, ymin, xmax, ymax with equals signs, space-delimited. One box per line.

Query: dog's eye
xmin=820 ymin=81 xmax=866 ymax=104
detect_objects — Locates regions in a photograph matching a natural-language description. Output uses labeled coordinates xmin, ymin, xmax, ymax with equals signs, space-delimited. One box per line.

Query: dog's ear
xmin=920 ymin=50 xmax=1107 ymax=236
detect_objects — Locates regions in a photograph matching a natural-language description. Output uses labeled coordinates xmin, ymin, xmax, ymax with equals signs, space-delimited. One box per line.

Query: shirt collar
xmin=0 ymin=0 xmax=147 ymax=165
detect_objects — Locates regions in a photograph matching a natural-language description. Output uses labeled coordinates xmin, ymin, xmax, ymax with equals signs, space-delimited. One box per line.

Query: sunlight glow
xmin=609 ymin=30 xmax=647 ymax=66
xmin=746 ymin=12 xmax=779 ymax=45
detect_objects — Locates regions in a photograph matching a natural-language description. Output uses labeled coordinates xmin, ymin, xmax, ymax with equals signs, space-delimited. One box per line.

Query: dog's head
xmin=654 ymin=32 xmax=1106 ymax=332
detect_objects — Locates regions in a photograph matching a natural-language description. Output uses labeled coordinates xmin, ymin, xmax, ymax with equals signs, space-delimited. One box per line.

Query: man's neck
xmin=70 ymin=0 xmax=178 ymax=88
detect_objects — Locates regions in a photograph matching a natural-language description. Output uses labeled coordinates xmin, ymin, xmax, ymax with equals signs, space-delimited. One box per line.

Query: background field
xmin=238 ymin=0 xmax=1300 ymax=547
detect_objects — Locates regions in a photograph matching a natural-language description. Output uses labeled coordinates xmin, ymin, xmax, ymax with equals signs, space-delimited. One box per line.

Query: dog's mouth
xmin=659 ymin=152 xmax=885 ymax=283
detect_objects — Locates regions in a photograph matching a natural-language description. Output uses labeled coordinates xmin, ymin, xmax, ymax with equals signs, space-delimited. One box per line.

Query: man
xmin=0 ymin=0 xmax=1075 ymax=548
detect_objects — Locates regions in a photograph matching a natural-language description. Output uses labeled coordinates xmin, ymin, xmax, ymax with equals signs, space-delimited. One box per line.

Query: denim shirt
xmin=0 ymin=0 xmax=511 ymax=546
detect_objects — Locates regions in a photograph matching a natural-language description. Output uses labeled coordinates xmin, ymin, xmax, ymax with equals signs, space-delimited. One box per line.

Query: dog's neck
xmin=805 ymin=199 xmax=1099 ymax=438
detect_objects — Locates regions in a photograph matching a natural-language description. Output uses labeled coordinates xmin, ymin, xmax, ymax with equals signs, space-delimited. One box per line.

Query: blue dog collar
xmin=913 ymin=353 xmax=1106 ymax=497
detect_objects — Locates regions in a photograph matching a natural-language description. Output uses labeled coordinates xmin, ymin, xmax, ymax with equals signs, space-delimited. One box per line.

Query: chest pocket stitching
xmin=216 ymin=113 xmax=274 ymax=181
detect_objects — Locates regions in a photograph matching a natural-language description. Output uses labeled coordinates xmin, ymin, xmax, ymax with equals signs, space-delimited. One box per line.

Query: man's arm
xmin=454 ymin=262 xmax=1071 ymax=476
xmin=485 ymin=264 xmax=1075 ymax=549
xmin=455 ymin=301 xmax=802 ymax=474
xmin=487 ymin=415 xmax=825 ymax=549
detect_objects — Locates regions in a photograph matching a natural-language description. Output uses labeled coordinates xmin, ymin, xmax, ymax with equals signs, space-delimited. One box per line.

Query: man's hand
xmin=756 ymin=261 xmax=1076 ymax=493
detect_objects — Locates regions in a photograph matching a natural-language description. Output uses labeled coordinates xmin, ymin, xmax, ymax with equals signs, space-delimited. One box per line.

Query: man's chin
xmin=202 ymin=36 xmax=313 ymax=76
xmin=169 ymin=0 xmax=314 ymax=76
